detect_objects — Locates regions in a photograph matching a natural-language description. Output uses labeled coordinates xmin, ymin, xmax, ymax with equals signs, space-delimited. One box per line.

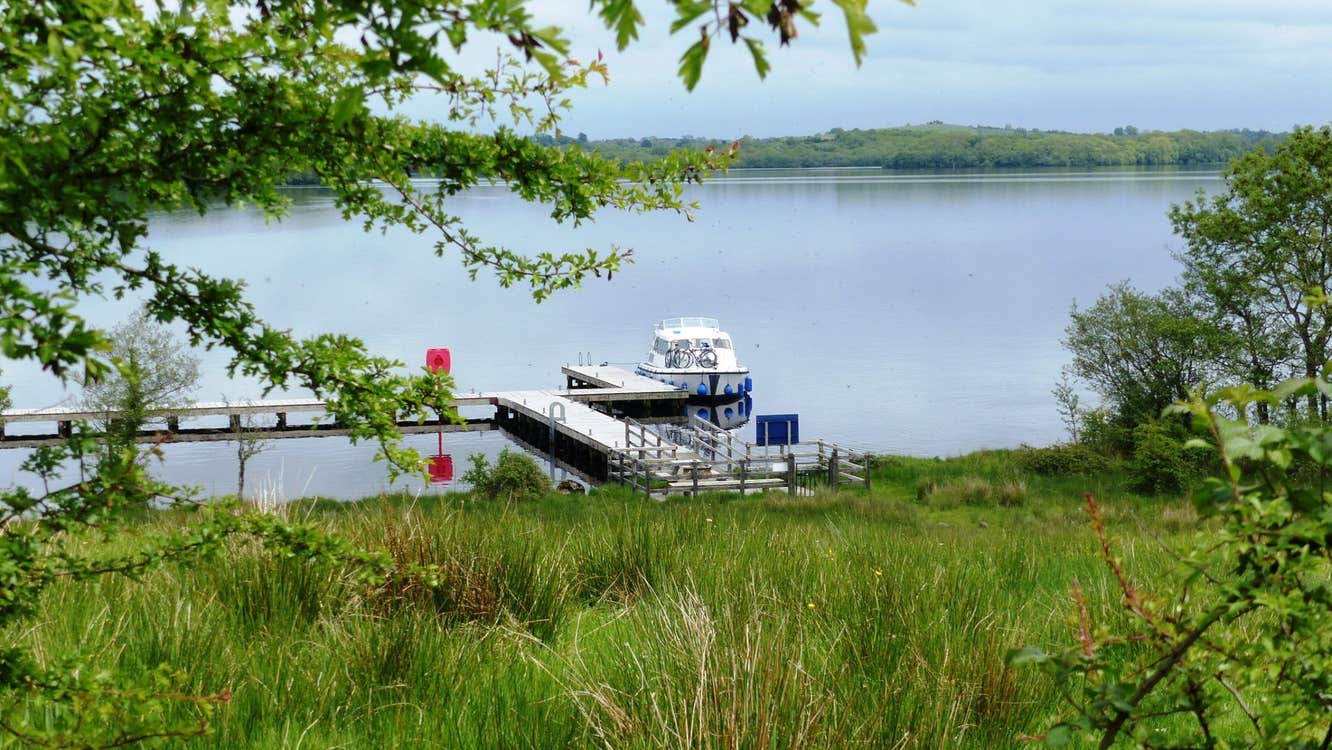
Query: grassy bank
xmin=11 ymin=451 xmax=1198 ymax=747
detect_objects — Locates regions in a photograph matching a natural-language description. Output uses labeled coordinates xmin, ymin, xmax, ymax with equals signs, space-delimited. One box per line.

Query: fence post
xmin=864 ymin=453 xmax=872 ymax=493
xmin=739 ymin=459 xmax=747 ymax=495
xmin=692 ymin=461 xmax=700 ymax=497
xmin=786 ymin=453 xmax=797 ymax=496
xmin=829 ymin=448 xmax=840 ymax=490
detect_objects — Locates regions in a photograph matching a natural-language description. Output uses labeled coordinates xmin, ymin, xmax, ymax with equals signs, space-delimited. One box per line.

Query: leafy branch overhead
xmin=662 ymin=0 xmax=907 ymax=90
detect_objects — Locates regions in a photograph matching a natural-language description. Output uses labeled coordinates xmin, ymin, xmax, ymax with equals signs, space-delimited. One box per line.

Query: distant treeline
xmin=578 ymin=124 xmax=1286 ymax=169
xmin=281 ymin=124 xmax=1287 ymax=184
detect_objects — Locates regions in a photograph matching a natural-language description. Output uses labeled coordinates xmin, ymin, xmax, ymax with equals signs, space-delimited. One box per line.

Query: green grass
xmin=9 ymin=450 xmax=1196 ymax=748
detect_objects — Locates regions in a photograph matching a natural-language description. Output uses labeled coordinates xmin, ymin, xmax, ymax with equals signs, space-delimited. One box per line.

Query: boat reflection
xmin=684 ymin=393 xmax=753 ymax=431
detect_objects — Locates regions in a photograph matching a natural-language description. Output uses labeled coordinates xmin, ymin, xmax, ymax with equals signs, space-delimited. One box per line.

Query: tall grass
xmin=8 ymin=450 xmax=1188 ymax=747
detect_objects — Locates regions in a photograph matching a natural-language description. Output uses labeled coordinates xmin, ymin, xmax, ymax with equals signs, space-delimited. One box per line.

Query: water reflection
xmin=686 ymin=393 xmax=753 ymax=431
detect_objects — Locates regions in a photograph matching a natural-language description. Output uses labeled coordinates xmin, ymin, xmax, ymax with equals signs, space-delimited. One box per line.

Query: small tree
xmin=1064 ymin=283 xmax=1222 ymax=429
xmin=1052 ymin=369 xmax=1082 ymax=443
xmin=225 ymin=403 xmax=272 ymax=501
xmin=0 ymin=366 xmax=10 ymax=424
xmin=81 ymin=309 xmax=201 ymax=435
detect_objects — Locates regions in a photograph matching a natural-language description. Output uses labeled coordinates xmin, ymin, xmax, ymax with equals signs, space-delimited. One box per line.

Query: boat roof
xmin=655 ymin=317 xmax=726 ymax=335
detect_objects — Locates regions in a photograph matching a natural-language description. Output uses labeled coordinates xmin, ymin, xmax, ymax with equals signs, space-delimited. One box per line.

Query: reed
xmin=8 ymin=449 xmax=1187 ymax=748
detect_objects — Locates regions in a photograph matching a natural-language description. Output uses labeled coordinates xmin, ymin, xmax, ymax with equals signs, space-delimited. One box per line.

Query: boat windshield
xmin=657 ymin=316 xmax=719 ymax=331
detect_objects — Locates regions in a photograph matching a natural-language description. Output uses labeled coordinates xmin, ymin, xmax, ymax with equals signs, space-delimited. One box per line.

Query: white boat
xmin=636 ymin=317 xmax=752 ymax=400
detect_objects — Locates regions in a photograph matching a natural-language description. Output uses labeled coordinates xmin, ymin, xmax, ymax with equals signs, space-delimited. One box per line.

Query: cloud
xmin=413 ymin=1 xmax=1332 ymax=138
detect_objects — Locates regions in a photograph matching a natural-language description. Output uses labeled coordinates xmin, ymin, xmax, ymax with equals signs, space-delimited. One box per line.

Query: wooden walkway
xmin=0 ymin=366 xmax=687 ymax=452
xmin=1 ymin=364 xmax=873 ymax=497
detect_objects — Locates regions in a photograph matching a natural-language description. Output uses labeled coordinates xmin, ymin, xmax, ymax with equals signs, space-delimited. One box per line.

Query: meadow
xmin=12 ymin=451 xmax=1201 ymax=748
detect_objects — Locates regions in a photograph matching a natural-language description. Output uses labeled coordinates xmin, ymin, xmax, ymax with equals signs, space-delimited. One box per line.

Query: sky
xmin=405 ymin=0 xmax=1332 ymax=139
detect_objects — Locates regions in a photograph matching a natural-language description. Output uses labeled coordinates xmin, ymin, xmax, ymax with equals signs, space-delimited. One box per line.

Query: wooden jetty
xmin=0 ymin=366 xmax=690 ymax=479
xmin=1 ymin=365 xmax=872 ymax=496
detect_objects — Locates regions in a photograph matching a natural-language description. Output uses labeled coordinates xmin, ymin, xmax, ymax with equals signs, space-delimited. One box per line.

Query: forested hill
xmin=569 ymin=124 xmax=1284 ymax=169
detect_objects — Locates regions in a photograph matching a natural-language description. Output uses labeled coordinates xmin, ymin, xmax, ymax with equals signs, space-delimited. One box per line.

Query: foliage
xmin=1014 ymin=377 xmax=1332 ymax=748
xmin=1173 ymin=125 xmax=1332 ymax=422
xmin=462 ymin=449 xmax=553 ymax=502
xmin=0 ymin=0 xmax=882 ymax=744
xmin=0 ymin=366 xmax=9 ymax=421
xmin=1127 ymin=419 xmax=1204 ymax=496
xmin=1064 ymin=282 xmax=1223 ymax=430
xmin=80 ymin=309 xmax=201 ymax=428
xmin=584 ymin=124 xmax=1285 ymax=169
xmin=1015 ymin=444 xmax=1112 ymax=477
xmin=229 ymin=409 xmax=273 ymax=500
xmin=1052 ymin=370 xmax=1082 ymax=443
xmin=1078 ymin=408 xmax=1134 ymax=458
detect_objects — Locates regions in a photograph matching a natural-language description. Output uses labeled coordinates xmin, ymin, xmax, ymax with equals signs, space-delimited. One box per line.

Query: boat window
xmin=670 ymin=340 xmax=689 ymax=349
xmin=712 ymin=338 xmax=732 ymax=350
xmin=653 ymin=337 xmax=669 ymax=355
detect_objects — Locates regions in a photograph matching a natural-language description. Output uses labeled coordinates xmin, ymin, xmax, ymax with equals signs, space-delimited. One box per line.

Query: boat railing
xmin=655 ymin=316 xmax=719 ymax=331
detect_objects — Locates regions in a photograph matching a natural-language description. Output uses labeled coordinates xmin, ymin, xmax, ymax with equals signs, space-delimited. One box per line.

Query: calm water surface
xmin=1 ymin=167 xmax=1222 ymax=498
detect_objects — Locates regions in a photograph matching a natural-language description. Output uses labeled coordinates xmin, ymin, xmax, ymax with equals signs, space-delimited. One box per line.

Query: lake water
xmin=1 ymin=166 xmax=1223 ymax=499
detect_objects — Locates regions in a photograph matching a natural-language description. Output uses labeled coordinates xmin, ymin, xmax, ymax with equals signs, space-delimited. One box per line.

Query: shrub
xmin=1128 ymin=420 xmax=1195 ymax=495
xmin=1079 ymin=408 xmax=1134 ymax=458
xmin=462 ymin=449 xmax=553 ymax=502
xmin=1015 ymin=444 xmax=1112 ymax=476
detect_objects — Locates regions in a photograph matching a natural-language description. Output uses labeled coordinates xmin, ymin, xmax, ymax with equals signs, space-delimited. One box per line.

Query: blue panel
xmin=755 ymin=414 xmax=799 ymax=446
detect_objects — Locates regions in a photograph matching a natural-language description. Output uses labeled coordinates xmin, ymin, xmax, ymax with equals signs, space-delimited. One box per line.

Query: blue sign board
xmin=755 ymin=414 xmax=799 ymax=446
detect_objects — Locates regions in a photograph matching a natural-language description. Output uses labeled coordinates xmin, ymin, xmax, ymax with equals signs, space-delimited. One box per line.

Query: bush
xmin=1079 ymin=408 xmax=1134 ymax=458
xmin=462 ymin=449 xmax=553 ymax=502
xmin=1015 ymin=444 xmax=1112 ymax=476
xmin=1128 ymin=420 xmax=1196 ymax=495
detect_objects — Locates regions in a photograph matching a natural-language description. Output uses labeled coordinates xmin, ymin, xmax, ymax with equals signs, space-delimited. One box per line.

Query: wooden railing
xmin=609 ymin=419 xmax=873 ymax=499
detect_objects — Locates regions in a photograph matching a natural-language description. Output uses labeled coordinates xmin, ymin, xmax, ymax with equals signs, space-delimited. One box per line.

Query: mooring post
xmin=547 ymin=401 xmax=566 ymax=482
xmin=276 ymin=412 xmax=287 ymax=430
xmin=228 ymin=414 xmax=241 ymax=432
xmin=829 ymin=448 xmax=840 ymax=491
xmin=786 ymin=452 xmax=797 ymax=496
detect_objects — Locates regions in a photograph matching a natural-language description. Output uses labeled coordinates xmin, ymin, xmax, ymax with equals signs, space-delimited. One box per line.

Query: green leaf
xmin=1272 ymin=376 xmax=1315 ymax=403
xmin=1043 ymin=724 xmax=1073 ymax=748
xmin=669 ymin=0 xmax=711 ymax=34
xmin=743 ymin=37 xmax=770 ymax=80
xmin=1006 ymin=646 xmax=1049 ymax=667
xmin=331 ymin=87 xmax=366 ymax=128
xmin=597 ymin=0 xmax=644 ymax=50
xmin=829 ymin=0 xmax=878 ymax=65
xmin=677 ymin=37 xmax=710 ymax=91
